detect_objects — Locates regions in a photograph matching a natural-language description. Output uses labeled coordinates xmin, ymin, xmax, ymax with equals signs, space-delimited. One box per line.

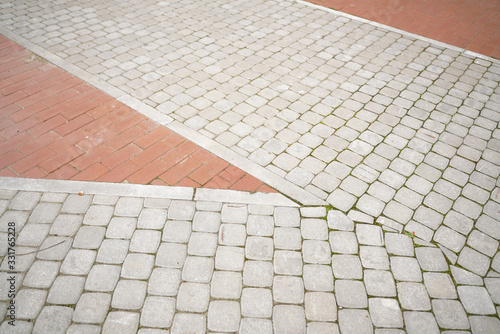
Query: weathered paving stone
xmin=336 ymin=280 xmax=368 ymax=308
xmin=457 ymin=246 xmax=491 ymax=276
xmin=121 ymin=253 xmax=154 ymax=279
xmin=239 ymin=318 xmax=273 ymax=334
xmin=102 ymin=312 xmax=139 ymax=334
xmin=16 ymin=289 xmax=47 ymax=319
xmin=97 ymin=239 xmax=129 ymax=264
xmin=243 ymin=260 xmax=273 ymax=287
xmin=181 ymin=256 xmax=214 ymax=283
xmin=85 ymin=265 xmax=121 ymax=292
xmin=273 ymin=305 xmax=306 ymax=334
xmin=137 ymin=208 xmax=167 ymax=229
xmin=330 ymin=231 xmax=358 ymax=254
xmin=273 ymin=276 xmax=304 ymax=304
xmin=390 ymin=257 xmax=423 ymax=282
xmin=106 ymin=217 xmax=137 ymax=239
xmin=457 ymin=286 xmax=496 ymax=315
xmin=211 ymin=271 xmax=242 ymax=299
xmin=304 ymin=292 xmax=337 ymax=322
xmin=338 ymin=309 xmax=373 ymax=334
xmin=241 ymin=288 xmax=273 ymax=318
xmin=73 ymin=293 xmax=111 ymax=324
xmin=112 ymin=280 xmax=147 ymax=310
xmin=415 ymin=247 xmax=449 ymax=272
xmin=469 ymin=316 xmax=500 ymax=334
xmin=60 ymin=249 xmax=96 ymax=275
xmin=171 ymin=313 xmax=206 ymax=334
xmin=364 ymin=270 xmax=397 ymax=297
xmin=33 ymin=306 xmax=73 ymax=334
xmin=177 ymin=282 xmax=210 ymax=312
xmin=48 ymin=276 xmax=85 ymax=304
xmin=274 ymin=227 xmax=302 ymax=250
xmin=404 ymin=312 xmax=439 ymax=334
xmin=332 ymin=255 xmax=363 ymax=279
xmin=423 ymin=272 xmax=457 ymax=299
xmin=432 ymin=299 xmax=470 ymax=330
xmin=369 ymin=298 xmax=403 ymax=328
xmin=140 ymin=296 xmax=175 ymax=328
xmin=385 ymin=233 xmax=414 ymax=256
xmin=397 ymin=282 xmax=431 ymax=311
xmin=207 ymin=300 xmax=241 ymax=332
xmin=148 ymin=268 xmax=181 ymax=296
xmin=114 ymin=197 xmax=143 ymax=217
xmin=83 ymin=205 xmax=114 ymax=226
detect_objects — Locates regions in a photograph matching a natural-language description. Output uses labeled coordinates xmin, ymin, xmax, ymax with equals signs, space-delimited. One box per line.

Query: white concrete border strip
xmin=0 ymin=177 xmax=299 ymax=206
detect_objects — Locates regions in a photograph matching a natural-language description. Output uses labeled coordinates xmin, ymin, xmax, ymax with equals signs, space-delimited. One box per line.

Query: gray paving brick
xmin=243 ymin=260 xmax=273 ymax=287
xmin=137 ymin=208 xmax=167 ymax=229
xmin=187 ymin=232 xmax=217 ymax=256
xmin=16 ymin=223 xmax=50 ymax=246
xmin=182 ymin=256 xmax=214 ymax=283
xmin=48 ymin=275 xmax=85 ymax=304
xmin=432 ymin=300 xmax=470 ymax=330
xmin=360 ymin=246 xmax=389 ymax=270
xmin=415 ymin=247 xmax=448 ymax=271
xmin=96 ymin=239 xmax=129 ymax=264
xmin=130 ymin=229 xmax=161 ymax=253
xmin=467 ymin=229 xmax=499 ymax=257
xmin=9 ymin=191 xmax=41 ymax=211
xmin=62 ymin=194 xmax=92 ymax=214
xmin=390 ymin=257 xmax=422 ymax=282
xmin=162 ymin=220 xmax=191 ymax=243
xmin=364 ymin=269 xmax=397 ymax=297
xmin=121 ymin=253 xmax=154 ymax=279
xmin=273 ymin=305 xmax=306 ymax=334
xmin=369 ymin=298 xmax=403 ymax=328
xmin=303 ymin=240 xmax=331 ymax=264
xmin=356 ymin=224 xmax=384 ymax=246
xmin=336 ymin=280 xmax=368 ymax=308
xmin=61 ymin=249 xmax=96 ymax=275
xmin=83 ymin=205 xmax=114 ymax=226
xmin=192 ymin=211 xmax=220 ymax=232
xmin=33 ymin=306 xmax=73 ymax=334
xmin=102 ymin=312 xmax=139 ymax=334
xmin=404 ymin=312 xmax=439 ymax=334
xmin=247 ymin=214 xmax=274 ymax=236
xmin=397 ymin=282 xmax=431 ymax=311
xmin=304 ymin=292 xmax=337 ymax=322
xmin=16 ymin=288 xmax=47 ymax=319
xmin=332 ymin=255 xmax=363 ymax=279
xmin=219 ymin=223 xmax=246 ymax=246
xmin=140 ymin=296 xmax=175 ymax=328
xmin=457 ymin=246 xmax=491 ymax=276
xmin=241 ymin=287 xmax=273 ymax=318
xmin=112 ymin=280 xmax=147 ymax=310
xmin=171 ymin=313 xmax=205 ymax=334
xmin=29 ymin=202 xmax=61 ymax=223
xmin=470 ymin=316 xmax=500 ymax=334
xmin=208 ymin=300 xmax=241 ymax=332
xmin=338 ymin=309 xmax=373 ymax=334
xmin=221 ymin=203 xmax=248 ymax=223
xmin=423 ymin=272 xmax=457 ymax=299
xmin=327 ymin=210 xmax=354 ymax=231
xmin=457 ymin=286 xmax=496 ymax=315
xmin=73 ymin=293 xmax=111 ymax=324
xmin=246 ymin=236 xmax=274 ymax=260
xmin=385 ymin=233 xmax=414 ymax=256
xmin=73 ymin=226 xmax=106 ymax=249
xmin=329 ymin=231 xmax=358 ymax=254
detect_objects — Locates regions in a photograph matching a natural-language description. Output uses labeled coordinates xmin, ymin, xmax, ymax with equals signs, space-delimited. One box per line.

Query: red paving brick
xmin=0 ymin=35 xmax=276 ymax=193
xmin=308 ymin=0 xmax=500 ymax=59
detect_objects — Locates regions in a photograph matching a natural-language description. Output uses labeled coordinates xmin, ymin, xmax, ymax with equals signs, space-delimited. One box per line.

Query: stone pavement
xmin=0 ymin=0 xmax=500 ymax=332
xmin=1 ymin=177 xmax=499 ymax=333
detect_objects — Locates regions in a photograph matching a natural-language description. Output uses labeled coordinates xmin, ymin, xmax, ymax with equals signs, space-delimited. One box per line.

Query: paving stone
xmin=73 ymin=226 xmax=106 ymax=249
xmin=85 ymin=264 xmax=120 ymax=292
xmin=457 ymin=246 xmax=491 ymax=276
xmin=364 ymin=269 xmax=397 ymax=297
xmin=176 ymin=282 xmax=210 ymax=312
xmin=16 ymin=223 xmax=50 ymax=246
xmin=171 ymin=313 xmax=206 ymax=334
xmin=247 ymin=214 xmax=274 ymax=236
xmin=121 ymin=253 xmax=154 ymax=279
xmin=168 ymin=200 xmax=196 ymax=220
xmin=36 ymin=236 xmax=72 ymax=260
xmin=60 ymin=249 xmax=96 ymax=275
xmin=327 ymin=210 xmax=354 ymax=231
xmin=304 ymin=292 xmax=337 ymax=322
xmin=303 ymin=240 xmax=331 ymax=264
xmin=162 ymin=220 xmax=191 ymax=243
xmin=467 ymin=229 xmax=499 ymax=257
xmin=336 ymin=280 xmax=368 ymax=308
xmin=450 ymin=265 xmax=484 ymax=285
xmin=130 ymin=229 xmax=161 ymax=253
xmin=73 ymin=293 xmax=111 ymax=324
xmin=390 ymin=257 xmax=422 ymax=282
xmin=360 ymin=246 xmax=389 ymax=270
xmin=385 ymin=233 xmax=414 ymax=256
xmin=148 ymin=268 xmax=181 ymax=296
xmin=423 ymin=272 xmax=457 ymax=299
xmin=469 ymin=316 xmax=500 ymax=334
xmin=240 ymin=318 xmax=273 ymax=334
xmin=83 ymin=205 xmax=114 ymax=226
xmin=397 ymin=282 xmax=431 ymax=311
xmin=61 ymin=194 xmax=92 ymax=214
xmin=211 ymin=270 xmax=242 ymax=299
xmin=432 ymin=299 xmax=470 ymax=330
xmin=114 ymin=198 xmax=144 ymax=217
xmin=369 ymin=298 xmax=403 ymax=328
xmin=273 ymin=275 xmax=304 ymax=304
xmin=243 ymin=260 xmax=274 ymax=287
xmin=332 ymin=255 xmax=363 ymax=279
xmin=301 ymin=218 xmax=328 ymax=240
xmin=274 ymin=227 xmax=302 ymax=250
xmin=140 ymin=296 xmax=175 ymax=328
xmin=106 ymin=217 xmax=137 ymax=239
xmin=182 ymin=256 xmax=214 ymax=283
xmin=274 ymin=207 xmax=300 ymax=227
xmin=241 ymin=287 xmax=273 ymax=318
xmin=207 ymin=300 xmax=241 ymax=332
xmin=356 ymin=224 xmax=384 ymax=246
xmin=29 ymin=202 xmax=61 ymax=223
xmin=187 ymin=232 xmax=217 ymax=256
xmin=476 ymin=214 xmax=500 ymax=239
xmin=274 ymin=250 xmax=302 ymax=275
xmin=102 ymin=312 xmax=139 ymax=334
xmin=404 ymin=312 xmax=439 ymax=334
xmin=219 ymin=223 xmax=246 ymax=245
xmin=415 ymin=247 xmax=448 ymax=271
xmin=96 ymin=239 xmax=129 ymax=264
xmin=16 ymin=289 xmax=47 ymax=319
xmin=246 ymin=236 xmax=274 ymax=260
xmin=66 ymin=324 xmax=101 ymax=334
xmin=193 ymin=211 xmax=221 ymax=232
xmin=329 ymin=231 xmax=358 ymax=254
xmin=443 ymin=210 xmax=474 ymax=235
xmin=327 ymin=189 xmax=357 ymax=211
xmin=9 ymin=192 xmax=41 ymax=211
xmin=48 ymin=275 xmax=85 ymax=304
xmin=221 ymin=203 xmax=248 ymax=223
xmin=457 ymin=286 xmax=496 ymax=315
xmin=433 ymin=226 xmax=466 ymax=252
xmin=338 ymin=309 xmax=373 ymax=334
xmin=33 ymin=306 xmax=73 ymax=334
xmin=112 ymin=280 xmax=147 ymax=310
xmin=215 ymin=245 xmax=245 ymax=271
xmin=273 ymin=305 xmax=306 ymax=334
xmin=137 ymin=208 xmax=167 ymax=229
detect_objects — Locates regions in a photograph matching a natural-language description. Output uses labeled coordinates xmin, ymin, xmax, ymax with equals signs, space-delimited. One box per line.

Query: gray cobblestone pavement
xmin=0 ymin=177 xmax=499 ymax=333
xmin=1 ymin=0 xmax=500 ymax=332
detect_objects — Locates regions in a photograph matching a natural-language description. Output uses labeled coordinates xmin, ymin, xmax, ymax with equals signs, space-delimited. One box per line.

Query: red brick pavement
xmin=0 ymin=35 xmax=276 ymax=193
xmin=309 ymin=0 xmax=500 ymax=59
